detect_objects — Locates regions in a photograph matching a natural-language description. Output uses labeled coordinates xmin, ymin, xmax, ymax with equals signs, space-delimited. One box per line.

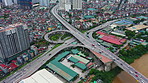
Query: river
xmin=113 ymin=53 xmax=148 ymax=83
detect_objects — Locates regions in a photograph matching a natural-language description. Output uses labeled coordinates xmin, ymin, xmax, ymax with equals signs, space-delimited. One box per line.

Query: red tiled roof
xmin=91 ymin=51 xmax=112 ymax=64
xmin=87 ymin=62 xmax=94 ymax=67
xmin=12 ymin=60 xmax=17 ymax=63
xmin=78 ymin=61 xmax=85 ymax=64
xmin=96 ymin=31 xmax=105 ymax=35
xmin=0 ymin=64 xmax=9 ymax=69
xmin=9 ymin=63 xmax=18 ymax=70
xmin=96 ymin=31 xmax=126 ymax=45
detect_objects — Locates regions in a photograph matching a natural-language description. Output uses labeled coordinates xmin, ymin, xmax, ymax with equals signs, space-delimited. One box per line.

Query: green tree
xmin=125 ymin=30 xmax=135 ymax=39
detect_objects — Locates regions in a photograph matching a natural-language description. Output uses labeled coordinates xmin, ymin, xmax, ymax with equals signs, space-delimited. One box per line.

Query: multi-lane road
xmin=1 ymin=4 xmax=148 ymax=83
xmin=51 ymin=4 xmax=148 ymax=83
xmin=1 ymin=38 xmax=82 ymax=83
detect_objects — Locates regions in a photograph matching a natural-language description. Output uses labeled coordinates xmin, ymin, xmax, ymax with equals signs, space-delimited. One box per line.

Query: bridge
xmin=1 ymin=4 xmax=148 ymax=83
xmin=51 ymin=4 xmax=148 ymax=83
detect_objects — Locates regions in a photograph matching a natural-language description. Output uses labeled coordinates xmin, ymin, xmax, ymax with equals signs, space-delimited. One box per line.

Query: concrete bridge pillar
xmin=104 ymin=62 xmax=112 ymax=71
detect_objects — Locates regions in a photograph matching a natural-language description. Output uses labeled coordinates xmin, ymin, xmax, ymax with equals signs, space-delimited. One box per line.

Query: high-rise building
xmin=128 ymin=0 xmax=137 ymax=3
xmin=72 ymin=0 xmax=82 ymax=10
xmin=17 ymin=0 xmax=32 ymax=9
xmin=59 ymin=0 xmax=65 ymax=10
xmin=12 ymin=0 xmax=17 ymax=4
xmin=65 ymin=0 xmax=71 ymax=11
xmin=0 ymin=23 xmax=30 ymax=62
xmin=32 ymin=0 xmax=39 ymax=4
xmin=59 ymin=0 xmax=71 ymax=11
xmin=2 ymin=0 xmax=13 ymax=6
xmin=39 ymin=0 xmax=50 ymax=7
xmin=50 ymin=0 xmax=57 ymax=3
xmin=116 ymin=0 xmax=121 ymax=2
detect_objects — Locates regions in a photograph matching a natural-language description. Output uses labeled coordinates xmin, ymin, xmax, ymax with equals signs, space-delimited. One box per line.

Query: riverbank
xmin=113 ymin=53 xmax=148 ymax=83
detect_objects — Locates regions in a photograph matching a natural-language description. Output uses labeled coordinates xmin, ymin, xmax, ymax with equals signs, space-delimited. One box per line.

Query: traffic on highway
xmin=51 ymin=4 xmax=148 ymax=83
xmin=1 ymin=4 xmax=147 ymax=83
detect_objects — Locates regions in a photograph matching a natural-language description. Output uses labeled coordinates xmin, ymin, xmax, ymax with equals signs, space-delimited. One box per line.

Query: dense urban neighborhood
xmin=0 ymin=0 xmax=148 ymax=83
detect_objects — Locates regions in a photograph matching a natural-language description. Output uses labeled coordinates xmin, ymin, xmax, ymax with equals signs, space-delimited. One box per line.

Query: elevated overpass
xmin=1 ymin=4 xmax=147 ymax=83
xmin=51 ymin=4 xmax=148 ymax=83
xmin=44 ymin=30 xmax=70 ymax=43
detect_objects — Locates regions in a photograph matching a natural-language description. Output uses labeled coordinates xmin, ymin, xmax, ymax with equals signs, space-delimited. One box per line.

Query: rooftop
xmin=0 ymin=23 xmax=25 ymax=32
xmin=114 ymin=20 xmax=134 ymax=26
xmin=71 ymin=49 xmax=79 ymax=54
xmin=68 ymin=57 xmax=79 ymax=63
xmin=96 ymin=31 xmax=126 ymax=45
xmin=84 ymin=15 xmax=95 ymax=19
xmin=91 ymin=51 xmax=112 ymax=64
xmin=19 ymin=69 xmax=63 ymax=83
xmin=46 ymin=61 xmax=78 ymax=81
xmin=87 ymin=8 xmax=97 ymax=11
xmin=136 ymin=16 xmax=148 ymax=19
xmin=55 ymin=51 xmax=70 ymax=61
xmin=72 ymin=55 xmax=89 ymax=64
xmin=126 ymin=25 xmax=148 ymax=31
xmin=46 ymin=51 xmax=78 ymax=81
xmin=74 ymin=62 xmax=87 ymax=70
xmin=78 ymin=52 xmax=86 ymax=57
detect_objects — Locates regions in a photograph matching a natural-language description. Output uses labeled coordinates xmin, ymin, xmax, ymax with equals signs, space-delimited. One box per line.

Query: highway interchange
xmin=2 ymin=38 xmax=84 ymax=83
xmin=1 ymin=4 xmax=148 ymax=83
xmin=51 ymin=4 xmax=148 ymax=83
xmin=44 ymin=30 xmax=70 ymax=43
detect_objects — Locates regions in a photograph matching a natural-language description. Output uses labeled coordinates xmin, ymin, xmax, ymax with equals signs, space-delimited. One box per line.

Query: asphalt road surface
xmin=51 ymin=4 xmax=148 ymax=83
xmin=1 ymin=4 xmax=147 ymax=83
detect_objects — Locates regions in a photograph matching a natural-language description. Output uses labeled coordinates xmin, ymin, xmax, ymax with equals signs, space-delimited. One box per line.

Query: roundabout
xmin=44 ymin=30 xmax=71 ymax=44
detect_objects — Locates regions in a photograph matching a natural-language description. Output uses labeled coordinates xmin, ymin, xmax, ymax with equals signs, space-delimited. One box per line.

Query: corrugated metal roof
xmin=46 ymin=61 xmax=78 ymax=81
xmin=55 ymin=51 xmax=70 ymax=61
xmin=91 ymin=51 xmax=112 ymax=64
xmin=72 ymin=55 xmax=89 ymax=64
xmin=87 ymin=8 xmax=97 ymax=11
xmin=68 ymin=57 xmax=79 ymax=63
xmin=19 ymin=69 xmax=63 ymax=83
xmin=74 ymin=63 xmax=87 ymax=70
xmin=78 ymin=52 xmax=86 ymax=57
xmin=71 ymin=49 xmax=79 ymax=54
xmin=97 ymin=31 xmax=126 ymax=45
xmin=84 ymin=15 xmax=95 ymax=19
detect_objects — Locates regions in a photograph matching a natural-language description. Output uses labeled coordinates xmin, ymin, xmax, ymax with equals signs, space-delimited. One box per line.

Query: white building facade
xmin=39 ymin=0 xmax=50 ymax=7
xmin=2 ymin=0 xmax=13 ymax=6
xmin=128 ymin=0 xmax=137 ymax=3
xmin=59 ymin=0 xmax=71 ymax=11
xmin=72 ymin=0 xmax=82 ymax=10
xmin=0 ymin=23 xmax=30 ymax=62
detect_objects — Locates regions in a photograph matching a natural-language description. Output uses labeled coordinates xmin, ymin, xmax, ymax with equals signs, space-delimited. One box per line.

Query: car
xmin=97 ymin=43 xmax=100 ymax=45
xmin=92 ymin=44 xmax=96 ymax=47
xmin=135 ymin=72 xmax=138 ymax=74
xmin=92 ymin=44 xmax=95 ymax=46
xmin=135 ymin=75 xmax=138 ymax=77
xmin=130 ymin=71 xmax=133 ymax=73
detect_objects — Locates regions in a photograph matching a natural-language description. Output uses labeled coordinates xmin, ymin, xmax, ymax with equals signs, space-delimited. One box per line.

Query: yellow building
xmin=126 ymin=25 xmax=148 ymax=31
